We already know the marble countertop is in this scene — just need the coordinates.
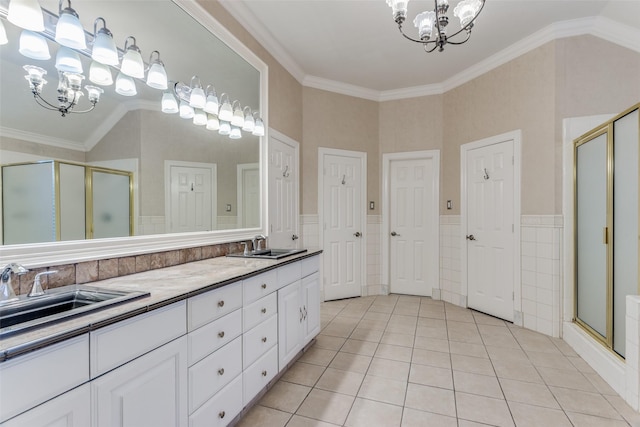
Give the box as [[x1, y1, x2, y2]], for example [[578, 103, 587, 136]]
[[0, 249, 321, 362]]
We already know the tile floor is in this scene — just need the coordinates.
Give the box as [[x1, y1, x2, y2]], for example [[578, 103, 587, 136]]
[[236, 295, 640, 427]]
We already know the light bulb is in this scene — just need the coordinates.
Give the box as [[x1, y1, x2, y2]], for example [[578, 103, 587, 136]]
[[218, 120, 231, 136], [229, 126, 242, 139], [146, 51, 168, 90], [19, 30, 50, 60], [115, 72, 137, 96], [89, 61, 113, 86], [193, 109, 207, 126], [121, 36, 144, 78], [189, 76, 206, 109], [204, 86, 219, 115], [55, 1, 86, 49], [92, 18, 118, 66], [55, 46, 83, 73], [162, 91, 178, 114], [206, 114, 220, 131], [8, 0, 44, 31], [179, 100, 194, 119], [253, 117, 265, 137], [218, 94, 233, 122], [85, 85, 103, 103]]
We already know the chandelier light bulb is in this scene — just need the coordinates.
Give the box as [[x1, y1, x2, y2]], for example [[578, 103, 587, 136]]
[[121, 36, 145, 78], [179, 100, 195, 119], [162, 91, 179, 114], [55, 0, 87, 50], [115, 72, 137, 96], [19, 30, 51, 60], [85, 85, 103, 104], [89, 61, 113, 86], [218, 120, 231, 136], [64, 72, 84, 91], [386, 0, 408, 22], [8, 0, 45, 31], [146, 51, 168, 90], [413, 11, 436, 40], [23, 64, 47, 91], [55, 46, 83, 73], [206, 114, 220, 131], [454, 0, 482, 27], [92, 18, 119, 66]]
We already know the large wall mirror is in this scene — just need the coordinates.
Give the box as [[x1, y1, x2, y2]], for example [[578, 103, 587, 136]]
[[0, 0, 268, 265]]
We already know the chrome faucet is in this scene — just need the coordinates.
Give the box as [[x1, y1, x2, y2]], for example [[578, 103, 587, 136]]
[[28, 270, 58, 297], [0, 263, 29, 303], [252, 235, 267, 252]]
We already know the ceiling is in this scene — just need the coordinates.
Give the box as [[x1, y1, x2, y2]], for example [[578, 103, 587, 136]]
[[220, 0, 640, 100]]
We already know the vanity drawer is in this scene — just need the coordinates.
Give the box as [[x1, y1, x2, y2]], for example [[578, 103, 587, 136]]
[[301, 255, 320, 278], [243, 345, 278, 406], [90, 301, 186, 378], [243, 292, 277, 332], [188, 281, 242, 331], [277, 260, 302, 288], [243, 313, 277, 367], [189, 336, 242, 414], [243, 269, 278, 305], [188, 309, 242, 366], [189, 374, 243, 427], [0, 334, 89, 423]]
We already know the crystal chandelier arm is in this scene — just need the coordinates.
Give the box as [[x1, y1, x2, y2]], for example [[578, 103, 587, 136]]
[[32, 93, 64, 111], [444, 30, 471, 45], [397, 22, 437, 45]]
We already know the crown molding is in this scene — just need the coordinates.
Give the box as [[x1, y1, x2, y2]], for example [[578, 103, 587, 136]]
[[0, 126, 85, 152], [218, 0, 306, 83], [216, 3, 640, 102]]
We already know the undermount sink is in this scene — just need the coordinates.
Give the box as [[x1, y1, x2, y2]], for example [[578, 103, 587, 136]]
[[0, 285, 149, 339], [227, 248, 307, 260]]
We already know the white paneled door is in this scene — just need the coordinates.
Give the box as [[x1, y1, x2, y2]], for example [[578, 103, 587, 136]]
[[237, 163, 260, 229], [319, 149, 366, 301], [268, 131, 299, 249], [465, 139, 516, 321], [165, 162, 216, 234], [388, 155, 439, 296]]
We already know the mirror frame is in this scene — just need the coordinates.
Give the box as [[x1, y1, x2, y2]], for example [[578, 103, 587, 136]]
[[0, 0, 269, 267]]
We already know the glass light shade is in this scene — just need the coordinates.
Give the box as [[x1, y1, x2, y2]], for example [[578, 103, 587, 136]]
[[386, 0, 408, 21], [218, 120, 231, 136], [19, 30, 50, 60], [229, 126, 242, 140], [454, 0, 482, 27], [204, 94, 219, 115], [218, 98, 233, 122], [115, 72, 137, 96], [147, 62, 168, 90], [85, 85, 103, 103], [242, 112, 255, 132], [55, 7, 86, 49], [89, 61, 113, 86], [206, 114, 220, 131], [231, 103, 244, 127], [92, 29, 118, 66], [253, 117, 265, 137], [162, 92, 179, 114], [189, 86, 206, 109], [414, 11, 436, 40], [121, 38, 145, 78], [179, 100, 194, 119], [0, 20, 9, 45], [193, 109, 207, 126], [23, 64, 47, 88], [8, 0, 44, 31], [55, 46, 83, 73], [64, 72, 84, 90]]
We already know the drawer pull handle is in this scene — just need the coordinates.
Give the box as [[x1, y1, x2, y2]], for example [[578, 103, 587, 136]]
[[218, 368, 225, 375], [261, 308, 267, 314], [218, 331, 225, 338], [262, 370, 267, 376], [218, 300, 225, 307], [261, 283, 267, 289], [262, 337, 267, 343], [219, 411, 226, 419]]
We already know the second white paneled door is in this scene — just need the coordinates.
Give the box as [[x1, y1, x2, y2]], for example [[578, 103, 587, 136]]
[[463, 133, 520, 322], [319, 148, 366, 301], [386, 154, 439, 296]]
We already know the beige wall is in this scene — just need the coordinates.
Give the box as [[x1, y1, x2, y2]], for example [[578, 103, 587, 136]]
[[0, 136, 86, 163], [301, 87, 380, 215]]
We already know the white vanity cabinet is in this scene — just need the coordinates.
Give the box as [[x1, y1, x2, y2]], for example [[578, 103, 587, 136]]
[[278, 257, 320, 369]]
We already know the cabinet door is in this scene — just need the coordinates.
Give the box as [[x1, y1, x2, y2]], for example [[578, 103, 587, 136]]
[[278, 281, 302, 369], [1, 384, 90, 427], [92, 336, 188, 427], [301, 272, 321, 344]]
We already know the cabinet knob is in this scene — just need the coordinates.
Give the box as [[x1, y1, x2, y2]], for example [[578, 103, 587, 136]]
[[218, 368, 225, 375], [218, 331, 225, 338], [219, 411, 226, 419], [261, 307, 267, 314], [262, 370, 267, 377], [262, 336, 267, 343], [218, 300, 225, 307], [261, 283, 267, 289]]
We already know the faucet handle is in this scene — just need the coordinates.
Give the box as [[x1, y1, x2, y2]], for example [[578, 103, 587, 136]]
[[28, 270, 57, 298]]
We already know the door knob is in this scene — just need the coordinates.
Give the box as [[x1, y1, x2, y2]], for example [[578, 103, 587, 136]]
[[292, 234, 299, 240], [466, 234, 476, 241], [354, 232, 362, 237], [391, 231, 399, 236]]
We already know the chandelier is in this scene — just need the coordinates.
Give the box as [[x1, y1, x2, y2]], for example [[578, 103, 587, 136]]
[[386, 0, 485, 52]]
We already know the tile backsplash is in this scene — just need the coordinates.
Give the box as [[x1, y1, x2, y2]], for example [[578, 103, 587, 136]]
[[12, 241, 245, 296]]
